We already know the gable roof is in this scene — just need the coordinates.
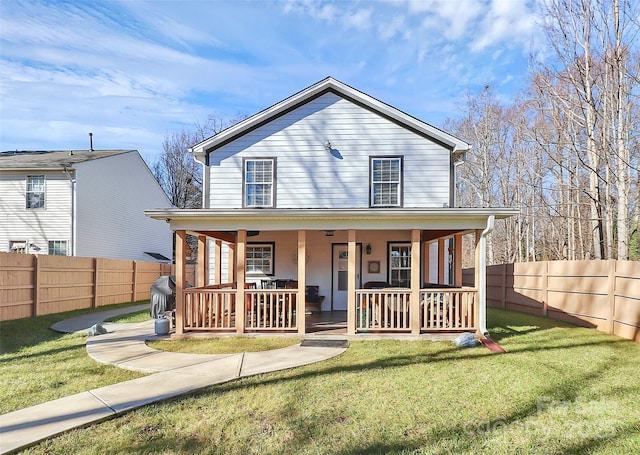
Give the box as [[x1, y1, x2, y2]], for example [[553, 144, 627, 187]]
[[190, 77, 471, 162], [0, 150, 134, 170]]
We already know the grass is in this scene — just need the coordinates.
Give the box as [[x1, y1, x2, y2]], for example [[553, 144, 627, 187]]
[[7, 308, 639, 454], [0, 303, 149, 414]]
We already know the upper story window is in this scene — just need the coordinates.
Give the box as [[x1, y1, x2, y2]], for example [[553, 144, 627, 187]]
[[48, 240, 68, 256], [371, 157, 402, 207], [244, 159, 275, 207], [26, 175, 45, 209]]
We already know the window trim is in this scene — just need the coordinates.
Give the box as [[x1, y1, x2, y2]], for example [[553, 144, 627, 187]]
[[48, 240, 68, 256], [246, 242, 275, 276], [387, 242, 412, 287], [242, 158, 276, 208], [26, 175, 46, 209], [10, 240, 27, 254], [369, 156, 403, 208]]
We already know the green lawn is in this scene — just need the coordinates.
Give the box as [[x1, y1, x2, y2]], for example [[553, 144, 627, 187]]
[[6, 307, 639, 454], [0, 303, 149, 414]]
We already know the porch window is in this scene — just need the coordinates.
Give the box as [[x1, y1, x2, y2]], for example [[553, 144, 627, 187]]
[[244, 159, 275, 207], [389, 243, 411, 287], [246, 243, 274, 275], [48, 240, 68, 256], [26, 175, 45, 209], [371, 157, 402, 207]]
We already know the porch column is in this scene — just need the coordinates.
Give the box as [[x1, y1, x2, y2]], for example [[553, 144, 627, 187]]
[[235, 230, 246, 334], [228, 243, 236, 284], [297, 230, 307, 334], [410, 229, 421, 334], [175, 230, 187, 335], [347, 229, 357, 335], [423, 241, 430, 286], [214, 239, 222, 285], [197, 235, 207, 287], [454, 234, 463, 287]]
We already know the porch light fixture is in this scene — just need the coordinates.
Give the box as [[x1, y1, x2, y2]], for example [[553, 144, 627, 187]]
[[324, 230, 334, 237], [366, 244, 372, 255], [324, 140, 332, 151]]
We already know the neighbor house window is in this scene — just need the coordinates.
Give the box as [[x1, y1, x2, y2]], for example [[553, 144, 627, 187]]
[[26, 175, 45, 209], [48, 240, 68, 256], [10, 240, 27, 254], [244, 159, 275, 207], [389, 243, 411, 287], [371, 157, 402, 207], [246, 243, 274, 275]]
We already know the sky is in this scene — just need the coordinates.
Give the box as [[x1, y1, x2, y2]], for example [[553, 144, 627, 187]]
[[0, 0, 541, 163]]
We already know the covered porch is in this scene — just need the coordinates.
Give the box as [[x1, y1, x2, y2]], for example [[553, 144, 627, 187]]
[[146, 208, 517, 337]]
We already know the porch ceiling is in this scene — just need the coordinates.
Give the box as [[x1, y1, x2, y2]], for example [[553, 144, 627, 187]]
[[145, 207, 518, 233]]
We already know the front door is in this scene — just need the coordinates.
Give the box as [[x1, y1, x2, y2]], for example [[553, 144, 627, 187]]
[[331, 244, 361, 310]]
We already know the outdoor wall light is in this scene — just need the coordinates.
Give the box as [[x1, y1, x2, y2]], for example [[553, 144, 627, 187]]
[[366, 244, 372, 255], [324, 140, 332, 151], [324, 230, 335, 237]]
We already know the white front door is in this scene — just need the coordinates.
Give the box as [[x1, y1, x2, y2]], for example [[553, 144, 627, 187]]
[[331, 244, 361, 310]]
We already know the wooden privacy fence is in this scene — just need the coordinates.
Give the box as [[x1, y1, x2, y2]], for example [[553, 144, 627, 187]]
[[0, 252, 195, 321], [463, 260, 640, 342]]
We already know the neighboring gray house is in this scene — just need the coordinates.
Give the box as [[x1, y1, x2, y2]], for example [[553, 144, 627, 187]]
[[146, 77, 517, 336], [0, 149, 173, 262]]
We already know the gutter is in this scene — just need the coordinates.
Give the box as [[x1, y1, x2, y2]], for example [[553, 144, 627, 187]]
[[62, 165, 76, 256], [477, 215, 494, 336]]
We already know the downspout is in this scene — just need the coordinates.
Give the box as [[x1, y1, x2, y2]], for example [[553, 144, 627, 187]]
[[478, 215, 494, 336], [62, 165, 76, 256]]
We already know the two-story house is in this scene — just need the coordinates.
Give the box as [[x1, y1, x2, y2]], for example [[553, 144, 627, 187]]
[[146, 77, 516, 337], [0, 150, 173, 262]]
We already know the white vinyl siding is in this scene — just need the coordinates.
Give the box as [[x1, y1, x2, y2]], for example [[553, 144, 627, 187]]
[[0, 171, 71, 254], [207, 93, 451, 209], [75, 152, 173, 261]]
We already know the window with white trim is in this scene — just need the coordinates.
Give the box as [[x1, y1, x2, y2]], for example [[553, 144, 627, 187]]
[[10, 240, 27, 254], [371, 157, 402, 207], [246, 243, 274, 275], [26, 175, 45, 209], [48, 240, 68, 256], [244, 159, 275, 207], [389, 243, 411, 287]]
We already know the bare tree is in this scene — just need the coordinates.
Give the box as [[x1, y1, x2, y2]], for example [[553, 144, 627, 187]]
[[152, 113, 245, 209]]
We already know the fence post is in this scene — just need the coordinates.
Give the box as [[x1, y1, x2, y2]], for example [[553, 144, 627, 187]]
[[93, 258, 99, 308], [33, 254, 40, 317], [608, 260, 616, 335], [501, 264, 506, 309], [132, 260, 138, 303], [542, 261, 548, 317]]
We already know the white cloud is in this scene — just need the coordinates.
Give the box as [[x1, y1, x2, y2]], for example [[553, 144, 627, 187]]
[[343, 8, 373, 30], [470, 0, 536, 51], [0, 0, 538, 156], [378, 15, 408, 41]]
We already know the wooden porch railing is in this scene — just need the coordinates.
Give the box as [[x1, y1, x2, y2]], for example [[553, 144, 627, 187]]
[[182, 287, 298, 332], [420, 288, 477, 331], [355, 287, 477, 332], [184, 288, 236, 330], [356, 289, 412, 331], [183, 287, 476, 333]]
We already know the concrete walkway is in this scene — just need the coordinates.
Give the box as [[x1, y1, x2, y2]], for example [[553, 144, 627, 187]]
[[0, 306, 348, 454]]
